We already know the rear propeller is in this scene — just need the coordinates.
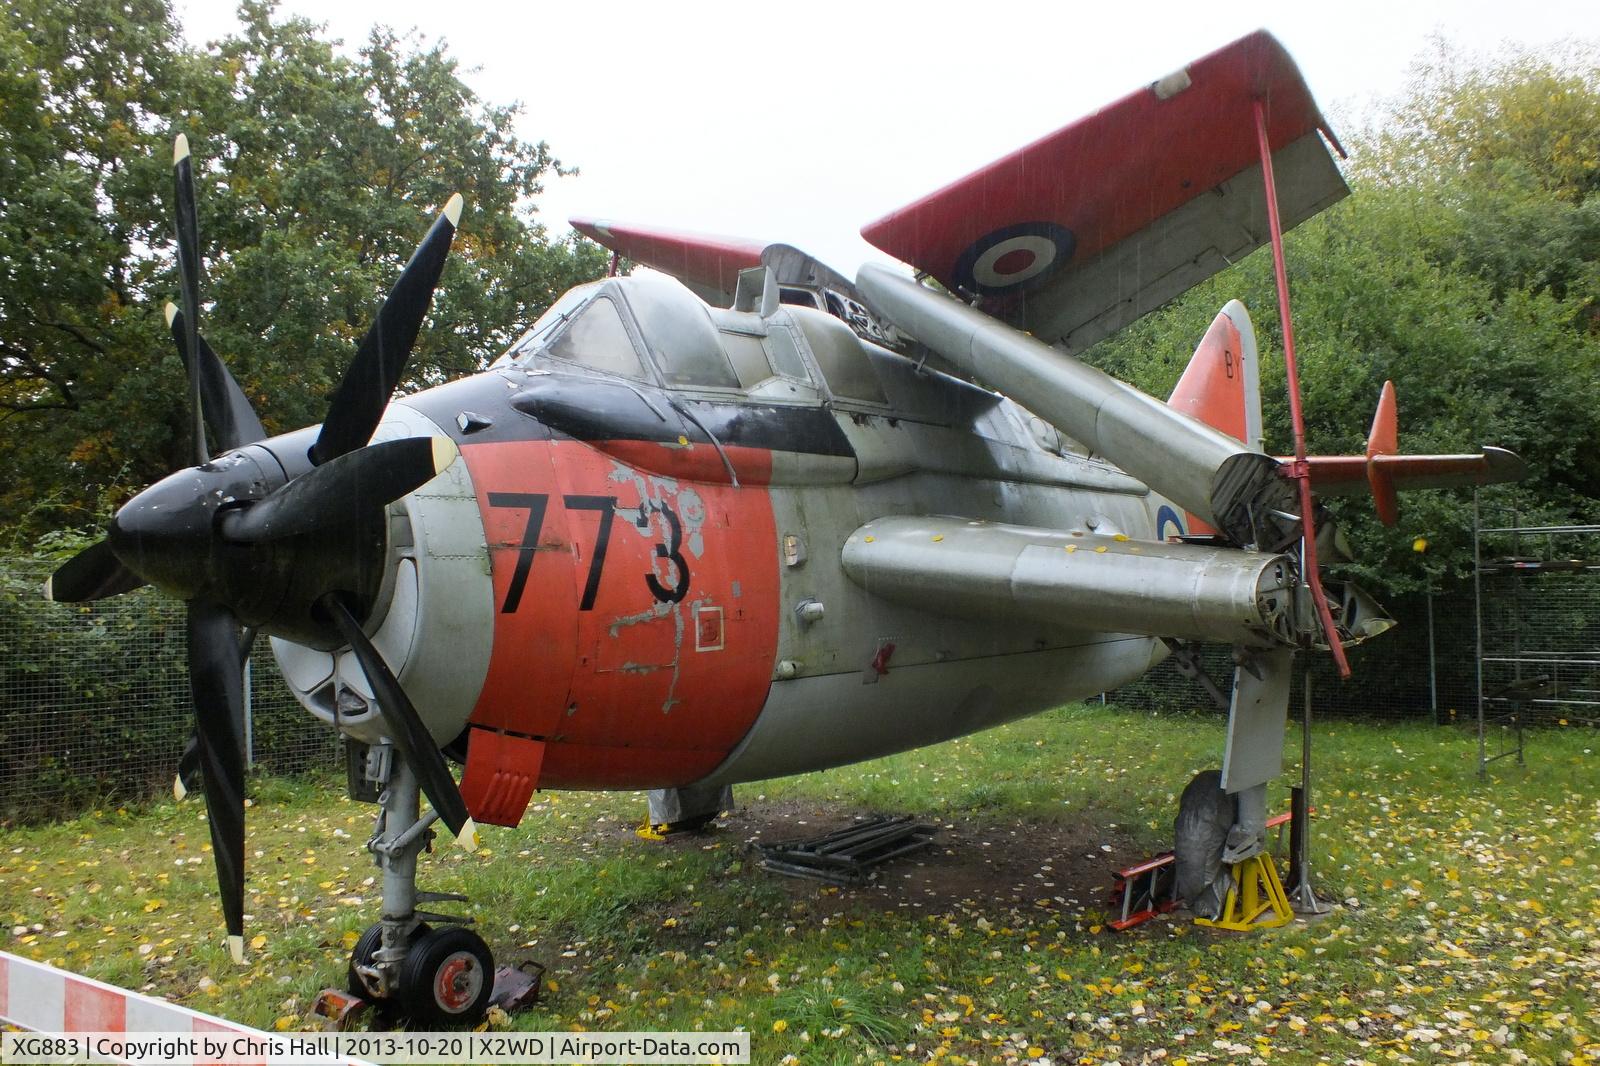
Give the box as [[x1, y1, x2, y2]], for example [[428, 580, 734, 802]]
[[45, 134, 474, 960]]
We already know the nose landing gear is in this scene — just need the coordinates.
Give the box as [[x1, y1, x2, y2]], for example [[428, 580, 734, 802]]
[[342, 753, 496, 1025]]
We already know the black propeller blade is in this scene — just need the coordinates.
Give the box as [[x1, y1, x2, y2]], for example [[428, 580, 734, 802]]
[[44, 539, 146, 602], [311, 194, 464, 465], [43, 132, 471, 960], [221, 436, 457, 543], [173, 134, 209, 467], [165, 304, 266, 453], [186, 599, 249, 963], [323, 595, 477, 850], [175, 628, 254, 802], [174, 731, 202, 801]]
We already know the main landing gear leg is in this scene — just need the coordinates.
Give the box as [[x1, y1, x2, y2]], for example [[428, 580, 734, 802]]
[[646, 783, 733, 834], [1222, 783, 1268, 864], [348, 752, 494, 1025]]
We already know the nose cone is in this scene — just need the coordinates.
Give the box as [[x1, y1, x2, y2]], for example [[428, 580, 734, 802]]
[[109, 454, 267, 598]]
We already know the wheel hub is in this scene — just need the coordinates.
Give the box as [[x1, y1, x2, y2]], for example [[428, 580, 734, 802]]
[[434, 951, 482, 1012]]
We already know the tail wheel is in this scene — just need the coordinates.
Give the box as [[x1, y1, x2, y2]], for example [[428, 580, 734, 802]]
[[401, 926, 494, 1025], [1174, 769, 1236, 921]]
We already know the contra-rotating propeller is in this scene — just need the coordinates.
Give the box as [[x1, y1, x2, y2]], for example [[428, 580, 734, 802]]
[[45, 133, 474, 961]]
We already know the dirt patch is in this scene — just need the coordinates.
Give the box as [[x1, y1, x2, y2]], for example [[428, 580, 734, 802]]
[[662, 798, 1147, 919]]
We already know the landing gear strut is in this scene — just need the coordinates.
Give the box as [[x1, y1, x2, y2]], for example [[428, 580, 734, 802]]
[[346, 751, 494, 1025]]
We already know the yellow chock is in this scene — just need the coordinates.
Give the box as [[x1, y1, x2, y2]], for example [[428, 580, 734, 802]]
[[1194, 853, 1293, 932], [635, 819, 668, 842]]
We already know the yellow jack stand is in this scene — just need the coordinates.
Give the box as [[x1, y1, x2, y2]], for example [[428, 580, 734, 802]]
[[1194, 853, 1294, 931]]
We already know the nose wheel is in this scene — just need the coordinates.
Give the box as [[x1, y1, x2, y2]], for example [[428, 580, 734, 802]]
[[400, 926, 495, 1024]]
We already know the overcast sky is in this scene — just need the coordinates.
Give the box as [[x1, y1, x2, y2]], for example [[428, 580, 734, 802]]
[[172, 0, 1598, 275]]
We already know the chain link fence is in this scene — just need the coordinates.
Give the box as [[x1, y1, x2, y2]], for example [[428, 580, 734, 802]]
[[1, 557, 339, 825]]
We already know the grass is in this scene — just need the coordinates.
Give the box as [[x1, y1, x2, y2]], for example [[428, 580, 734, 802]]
[[2, 704, 1597, 1065]]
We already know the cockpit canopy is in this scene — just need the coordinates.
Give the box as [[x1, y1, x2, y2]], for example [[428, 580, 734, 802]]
[[496, 271, 890, 406]]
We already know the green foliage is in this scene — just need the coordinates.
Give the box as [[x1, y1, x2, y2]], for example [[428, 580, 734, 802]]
[[0, 0, 607, 535], [0, 529, 337, 822]]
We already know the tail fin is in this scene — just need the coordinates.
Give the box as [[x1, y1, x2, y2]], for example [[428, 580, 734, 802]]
[[1168, 300, 1263, 452]]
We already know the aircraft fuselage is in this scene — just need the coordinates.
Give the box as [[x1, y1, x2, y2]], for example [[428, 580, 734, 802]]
[[267, 272, 1175, 826]]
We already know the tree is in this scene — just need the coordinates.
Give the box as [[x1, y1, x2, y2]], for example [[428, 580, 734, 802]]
[[0, 0, 607, 537]]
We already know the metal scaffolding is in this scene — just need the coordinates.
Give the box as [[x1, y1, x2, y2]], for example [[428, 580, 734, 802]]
[[1473, 498, 1600, 778]]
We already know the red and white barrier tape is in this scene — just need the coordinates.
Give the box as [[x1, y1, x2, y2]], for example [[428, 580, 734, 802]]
[[0, 950, 374, 1065]]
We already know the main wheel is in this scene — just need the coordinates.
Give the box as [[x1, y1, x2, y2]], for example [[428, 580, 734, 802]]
[[400, 926, 494, 1025], [1174, 769, 1236, 921]]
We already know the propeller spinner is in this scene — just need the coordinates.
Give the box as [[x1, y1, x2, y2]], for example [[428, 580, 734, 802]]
[[44, 135, 473, 961]]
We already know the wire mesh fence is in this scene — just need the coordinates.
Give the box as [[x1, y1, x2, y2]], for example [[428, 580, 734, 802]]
[[1, 556, 339, 825]]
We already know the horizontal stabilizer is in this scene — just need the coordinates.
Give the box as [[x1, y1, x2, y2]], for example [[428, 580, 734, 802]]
[[1301, 450, 1527, 496], [1286, 381, 1528, 525]]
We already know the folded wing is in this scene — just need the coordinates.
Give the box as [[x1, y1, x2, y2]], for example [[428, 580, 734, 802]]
[[860, 30, 1347, 352], [569, 217, 764, 305]]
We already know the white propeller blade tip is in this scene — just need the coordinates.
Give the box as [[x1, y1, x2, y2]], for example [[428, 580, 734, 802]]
[[41, 577, 53, 603], [174, 134, 190, 164], [456, 817, 480, 852], [173, 775, 188, 802], [164, 302, 179, 327], [227, 934, 245, 964], [431, 436, 459, 475], [443, 193, 464, 226]]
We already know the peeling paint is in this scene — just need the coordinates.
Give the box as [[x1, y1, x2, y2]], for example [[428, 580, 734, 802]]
[[606, 599, 675, 637]]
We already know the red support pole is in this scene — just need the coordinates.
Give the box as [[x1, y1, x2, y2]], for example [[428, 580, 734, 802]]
[[1253, 98, 1350, 679]]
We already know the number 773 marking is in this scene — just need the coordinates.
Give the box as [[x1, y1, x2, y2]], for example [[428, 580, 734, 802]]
[[485, 492, 689, 614]]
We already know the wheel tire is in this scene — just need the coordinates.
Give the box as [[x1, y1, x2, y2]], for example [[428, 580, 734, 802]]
[[1174, 769, 1236, 920], [400, 926, 494, 1026], [346, 923, 384, 998], [347, 921, 430, 1000]]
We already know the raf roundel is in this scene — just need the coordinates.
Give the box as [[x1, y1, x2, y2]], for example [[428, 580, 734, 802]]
[[952, 221, 1076, 296]]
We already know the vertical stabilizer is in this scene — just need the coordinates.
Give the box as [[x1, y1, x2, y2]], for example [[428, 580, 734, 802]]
[[1168, 300, 1263, 452], [1165, 302, 1264, 536]]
